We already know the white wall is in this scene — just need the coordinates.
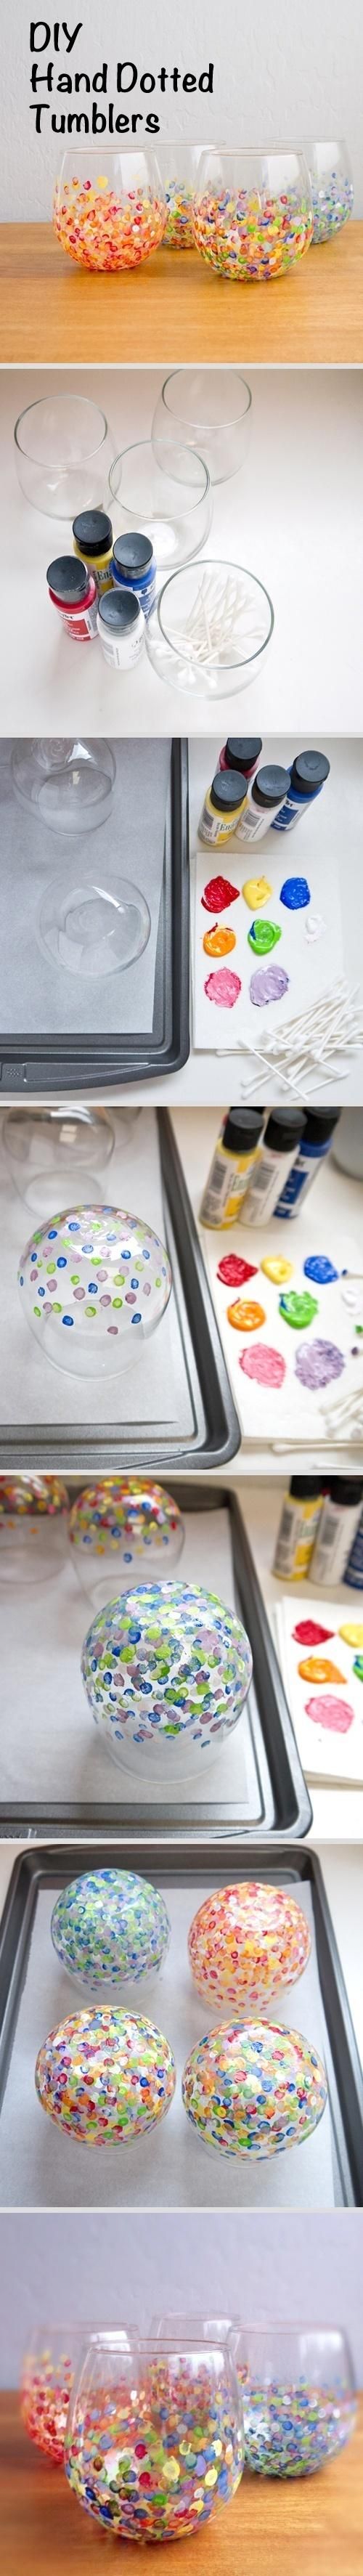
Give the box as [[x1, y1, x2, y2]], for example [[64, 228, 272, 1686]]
[[1, 2211, 363, 2383], [3, 0, 363, 219]]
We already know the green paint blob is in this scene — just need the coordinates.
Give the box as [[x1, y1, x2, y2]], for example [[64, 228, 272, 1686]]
[[248, 919, 282, 955]]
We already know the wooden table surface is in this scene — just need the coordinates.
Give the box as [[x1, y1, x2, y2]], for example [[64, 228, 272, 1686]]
[[0, 225, 362, 365], [1, 2393, 362, 2576]]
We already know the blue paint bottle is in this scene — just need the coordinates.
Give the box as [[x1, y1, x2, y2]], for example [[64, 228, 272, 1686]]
[[112, 532, 156, 618], [274, 1109, 340, 1217], [272, 749, 330, 831]]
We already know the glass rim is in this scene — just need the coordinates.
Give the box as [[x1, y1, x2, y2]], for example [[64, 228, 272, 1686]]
[[109, 438, 211, 511], [301, 133, 350, 150], [230, 2320, 352, 2342], [54, 143, 164, 164], [198, 141, 311, 163], [14, 392, 110, 467], [156, 556, 274, 671], [159, 370, 253, 429], [85, 2330, 234, 2355]]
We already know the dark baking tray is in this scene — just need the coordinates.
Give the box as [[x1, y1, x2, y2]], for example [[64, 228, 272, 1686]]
[[0, 1110, 240, 1473], [0, 739, 189, 1089], [0, 1839, 361, 2207], [0, 1483, 311, 1841]]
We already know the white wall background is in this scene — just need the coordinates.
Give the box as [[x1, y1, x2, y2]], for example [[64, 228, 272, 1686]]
[[1, 2211, 362, 2383], [2, 0, 363, 220]]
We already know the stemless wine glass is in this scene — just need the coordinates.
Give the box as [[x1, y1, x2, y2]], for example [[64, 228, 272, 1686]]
[[155, 142, 206, 248], [146, 558, 274, 699], [36, 869, 151, 980], [302, 139, 354, 243], [0, 1475, 68, 1585], [81, 1580, 253, 1781], [10, 739, 116, 833], [65, 2332, 244, 2540], [109, 440, 212, 572], [17, 1204, 172, 1381], [53, 147, 167, 270], [14, 394, 113, 519], [68, 1477, 185, 1609], [152, 368, 252, 485], [4, 1107, 115, 1218], [230, 2325, 357, 2475], [20, 2325, 90, 2463], [192, 146, 313, 280]]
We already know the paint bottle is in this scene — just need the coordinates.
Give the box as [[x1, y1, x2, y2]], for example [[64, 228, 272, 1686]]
[[273, 1478, 325, 1580], [310, 1480, 363, 1586], [344, 1510, 363, 1590], [73, 511, 114, 593], [219, 736, 262, 781], [112, 533, 157, 619], [46, 557, 99, 641], [272, 750, 330, 832], [236, 765, 291, 844], [197, 770, 248, 846], [241, 1109, 307, 1226], [274, 1109, 341, 1217], [199, 1108, 265, 1228], [97, 590, 145, 670]]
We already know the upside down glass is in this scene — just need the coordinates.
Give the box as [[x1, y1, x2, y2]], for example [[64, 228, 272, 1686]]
[[53, 148, 167, 270], [65, 2333, 244, 2540], [192, 147, 313, 280], [230, 2325, 357, 2476], [10, 739, 116, 832], [3, 1107, 115, 1218]]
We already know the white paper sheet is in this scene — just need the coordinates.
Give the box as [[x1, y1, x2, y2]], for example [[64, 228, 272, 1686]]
[[203, 1202, 363, 1444], [193, 839, 342, 1052], [274, 1594, 363, 1787]]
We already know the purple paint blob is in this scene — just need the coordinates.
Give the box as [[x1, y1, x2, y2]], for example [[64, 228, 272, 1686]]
[[249, 965, 290, 1008], [239, 1344, 285, 1387], [295, 1338, 345, 1390], [305, 1694, 354, 1736], [205, 967, 241, 1008], [303, 1255, 338, 1285], [280, 877, 311, 910]]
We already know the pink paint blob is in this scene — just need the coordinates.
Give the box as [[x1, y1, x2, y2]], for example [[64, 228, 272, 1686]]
[[201, 875, 240, 914], [293, 1620, 335, 1647], [217, 1254, 258, 1287], [205, 967, 242, 1008], [239, 1344, 286, 1387], [295, 1339, 345, 1390], [250, 965, 290, 1007], [305, 1693, 354, 1736]]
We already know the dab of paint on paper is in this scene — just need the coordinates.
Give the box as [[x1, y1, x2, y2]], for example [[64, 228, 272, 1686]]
[[201, 875, 239, 914], [305, 1693, 354, 1736], [204, 967, 242, 1007], [239, 1344, 286, 1387]]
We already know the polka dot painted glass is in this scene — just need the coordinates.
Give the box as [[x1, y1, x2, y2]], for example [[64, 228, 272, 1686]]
[[303, 138, 354, 243], [51, 1869, 171, 1992], [187, 1882, 311, 2013], [69, 1478, 184, 1609], [231, 2326, 356, 2477], [17, 1204, 172, 1379], [35, 2007, 176, 2145], [81, 1579, 253, 1781], [65, 2333, 244, 2541], [0, 1474, 68, 1585], [20, 2325, 91, 2464], [53, 150, 167, 272], [192, 147, 313, 281], [182, 2021, 327, 2158]]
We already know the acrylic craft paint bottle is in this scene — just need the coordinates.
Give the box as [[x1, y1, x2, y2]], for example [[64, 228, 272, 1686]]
[[241, 1110, 307, 1226], [112, 533, 157, 619], [274, 1109, 340, 1216], [197, 769, 248, 845], [73, 511, 114, 593], [199, 1108, 265, 1227], [236, 765, 290, 844], [310, 1480, 363, 1585], [219, 736, 262, 782], [46, 557, 99, 640], [345, 1511, 363, 1589], [97, 590, 145, 670], [272, 749, 330, 832], [273, 1477, 325, 1579]]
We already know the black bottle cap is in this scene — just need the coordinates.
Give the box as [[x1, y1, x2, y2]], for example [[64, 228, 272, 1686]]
[[46, 556, 91, 604], [222, 1108, 265, 1152], [224, 737, 263, 771], [73, 511, 113, 558], [208, 770, 248, 813], [327, 1479, 363, 1506], [251, 764, 290, 808], [291, 751, 330, 794], [113, 532, 154, 574], [290, 1477, 325, 1499], [98, 589, 141, 632], [303, 1110, 340, 1144], [264, 1110, 307, 1152]]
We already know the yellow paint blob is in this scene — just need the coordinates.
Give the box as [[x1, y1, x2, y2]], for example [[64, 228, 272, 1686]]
[[261, 1256, 294, 1285], [338, 1621, 363, 1649], [242, 877, 272, 910]]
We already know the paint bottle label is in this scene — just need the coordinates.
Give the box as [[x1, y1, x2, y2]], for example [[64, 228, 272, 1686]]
[[198, 797, 245, 845], [273, 1493, 325, 1578], [275, 1138, 334, 1216], [345, 1513, 363, 1589], [200, 1142, 259, 1227], [242, 1143, 299, 1226], [236, 798, 283, 843], [310, 1497, 363, 1586]]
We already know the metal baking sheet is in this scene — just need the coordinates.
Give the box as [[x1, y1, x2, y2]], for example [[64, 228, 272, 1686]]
[[0, 1484, 311, 1840], [0, 1110, 240, 1471], [0, 1842, 361, 2209], [0, 739, 189, 1086]]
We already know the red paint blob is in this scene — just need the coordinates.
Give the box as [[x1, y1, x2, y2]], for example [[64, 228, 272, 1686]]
[[239, 1344, 286, 1387], [217, 1254, 258, 1287], [202, 876, 240, 914], [305, 1694, 354, 1736], [293, 1620, 335, 1647], [205, 967, 242, 1008]]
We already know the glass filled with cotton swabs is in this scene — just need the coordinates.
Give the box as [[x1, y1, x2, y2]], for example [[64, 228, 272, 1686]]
[[146, 559, 274, 696]]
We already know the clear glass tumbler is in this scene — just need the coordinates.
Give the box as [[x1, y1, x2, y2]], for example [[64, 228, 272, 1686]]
[[53, 148, 167, 270], [14, 393, 113, 519], [109, 439, 212, 572], [0, 1474, 68, 1585], [10, 738, 116, 833], [4, 1107, 114, 1218], [152, 367, 252, 485], [68, 1477, 184, 1609], [65, 2331, 243, 2539], [192, 147, 313, 280], [155, 142, 206, 248], [146, 558, 274, 699], [231, 2325, 357, 2475], [302, 139, 354, 243]]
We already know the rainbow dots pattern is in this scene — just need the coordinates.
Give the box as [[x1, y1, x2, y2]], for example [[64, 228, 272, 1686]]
[[17, 1204, 171, 1368], [51, 1869, 171, 1991], [65, 2351, 243, 2540], [187, 1882, 311, 2013], [182, 2020, 327, 2158], [81, 1580, 253, 1769], [35, 2006, 176, 2145], [243, 2380, 356, 2475], [69, 1478, 184, 1575], [53, 174, 166, 270], [192, 185, 313, 280]]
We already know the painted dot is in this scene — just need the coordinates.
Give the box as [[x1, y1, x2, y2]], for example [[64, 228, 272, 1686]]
[[62, 1315, 74, 1328], [280, 877, 311, 909], [303, 1256, 338, 1285]]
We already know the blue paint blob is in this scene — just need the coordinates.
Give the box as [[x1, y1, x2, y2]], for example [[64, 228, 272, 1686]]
[[280, 877, 311, 910], [303, 1254, 339, 1285]]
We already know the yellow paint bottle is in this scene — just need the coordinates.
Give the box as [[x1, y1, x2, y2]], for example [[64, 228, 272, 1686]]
[[198, 769, 248, 845], [200, 1108, 265, 1227], [73, 511, 114, 593]]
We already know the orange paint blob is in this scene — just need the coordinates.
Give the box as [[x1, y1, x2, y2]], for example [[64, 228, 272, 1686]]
[[298, 1655, 346, 1685], [227, 1299, 266, 1333], [203, 922, 237, 958]]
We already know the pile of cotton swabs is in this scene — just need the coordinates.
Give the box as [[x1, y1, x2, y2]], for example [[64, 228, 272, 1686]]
[[168, 569, 266, 667], [238, 981, 363, 1098]]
